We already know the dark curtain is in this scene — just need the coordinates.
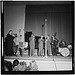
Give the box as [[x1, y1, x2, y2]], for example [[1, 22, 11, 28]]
[[25, 4, 73, 44]]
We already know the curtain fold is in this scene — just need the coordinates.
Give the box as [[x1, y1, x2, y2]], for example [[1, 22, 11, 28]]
[[25, 4, 72, 44]]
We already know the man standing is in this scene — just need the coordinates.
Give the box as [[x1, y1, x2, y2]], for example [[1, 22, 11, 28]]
[[29, 33, 35, 56], [13, 33, 19, 56], [51, 32, 58, 56], [46, 35, 52, 56], [5, 30, 15, 56], [38, 36, 44, 56]]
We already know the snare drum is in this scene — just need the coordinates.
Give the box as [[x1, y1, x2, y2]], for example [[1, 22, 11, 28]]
[[59, 47, 70, 57]]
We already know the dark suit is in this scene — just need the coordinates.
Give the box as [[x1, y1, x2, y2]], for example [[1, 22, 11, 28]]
[[51, 36, 58, 56], [5, 34, 14, 56], [59, 41, 66, 48]]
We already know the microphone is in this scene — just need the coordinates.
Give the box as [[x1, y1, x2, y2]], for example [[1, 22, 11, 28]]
[[42, 24, 44, 27]]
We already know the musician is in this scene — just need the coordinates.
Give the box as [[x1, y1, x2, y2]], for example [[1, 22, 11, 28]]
[[38, 35, 44, 56], [46, 35, 52, 56], [18, 29, 24, 56], [13, 33, 19, 56], [4, 30, 15, 56], [29, 33, 35, 56], [19, 35, 23, 56], [51, 32, 58, 56], [59, 39, 66, 48]]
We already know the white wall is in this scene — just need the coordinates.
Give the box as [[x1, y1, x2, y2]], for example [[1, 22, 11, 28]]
[[4, 3, 26, 42]]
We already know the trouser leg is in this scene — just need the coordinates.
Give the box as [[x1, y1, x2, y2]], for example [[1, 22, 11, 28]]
[[53, 47, 57, 55], [51, 45, 55, 55], [32, 47, 34, 56], [39, 49, 40, 56], [15, 45, 18, 55], [19, 48, 22, 56], [16, 45, 18, 53], [37, 49, 39, 56], [28, 48, 30, 56], [50, 46, 52, 55], [30, 48, 33, 56]]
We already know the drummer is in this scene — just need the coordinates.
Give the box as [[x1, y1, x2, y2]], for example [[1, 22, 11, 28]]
[[59, 39, 71, 57], [59, 39, 66, 48]]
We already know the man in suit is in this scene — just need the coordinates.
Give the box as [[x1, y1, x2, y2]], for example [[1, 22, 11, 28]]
[[38, 36, 44, 56], [29, 33, 35, 56], [51, 32, 58, 56], [5, 30, 15, 56], [46, 35, 52, 56], [13, 33, 19, 56]]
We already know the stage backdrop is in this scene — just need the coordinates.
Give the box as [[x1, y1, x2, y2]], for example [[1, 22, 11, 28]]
[[25, 4, 73, 44], [4, 2, 26, 41]]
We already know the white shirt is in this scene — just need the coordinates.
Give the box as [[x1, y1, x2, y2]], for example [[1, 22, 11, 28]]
[[14, 37, 19, 45]]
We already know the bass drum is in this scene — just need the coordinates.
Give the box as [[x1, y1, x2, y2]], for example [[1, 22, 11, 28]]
[[60, 48, 70, 57]]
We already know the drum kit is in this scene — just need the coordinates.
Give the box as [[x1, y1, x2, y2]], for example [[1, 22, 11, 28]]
[[58, 44, 72, 57]]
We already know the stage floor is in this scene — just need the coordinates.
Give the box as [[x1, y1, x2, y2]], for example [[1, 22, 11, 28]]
[[4, 56, 72, 71]]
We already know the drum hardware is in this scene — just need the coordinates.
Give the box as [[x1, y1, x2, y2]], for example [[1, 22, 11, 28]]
[[67, 44, 72, 56], [67, 44, 72, 50], [59, 47, 70, 57]]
